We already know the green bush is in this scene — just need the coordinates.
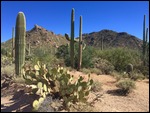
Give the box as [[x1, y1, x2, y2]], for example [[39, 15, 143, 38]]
[[32, 47, 58, 68], [56, 43, 95, 69], [94, 48, 142, 72], [116, 79, 136, 95], [90, 68, 102, 75], [1, 64, 15, 76], [135, 65, 149, 77], [81, 68, 91, 74], [129, 72, 145, 81], [56, 45, 69, 58], [93, 58, 114, 74], [111, 71, 123, 81], [1, 48, 7, 55]]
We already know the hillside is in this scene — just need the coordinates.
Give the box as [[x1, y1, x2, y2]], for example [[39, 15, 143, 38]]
[[82, 29, 143, 50], [1, 24, 69, 53], [1, 27, 143, 53]]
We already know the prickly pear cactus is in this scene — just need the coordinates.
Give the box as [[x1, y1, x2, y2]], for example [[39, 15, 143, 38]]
[[15, 12, 26, 77], [23, 61, 93, 110]]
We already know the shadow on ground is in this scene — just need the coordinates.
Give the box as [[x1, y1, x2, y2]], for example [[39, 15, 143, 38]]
[[106, 89, 128, 96], [1, 86, 38, 112]]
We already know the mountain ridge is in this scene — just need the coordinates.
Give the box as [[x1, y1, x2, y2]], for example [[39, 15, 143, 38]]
[[1, 25, 143, 51]]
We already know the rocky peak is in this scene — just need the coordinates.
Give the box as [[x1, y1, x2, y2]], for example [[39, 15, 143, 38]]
[[28, 24, 47, 33]]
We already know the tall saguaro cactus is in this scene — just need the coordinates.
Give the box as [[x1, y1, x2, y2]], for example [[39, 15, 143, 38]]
[[15, 12, 26, 76], [12, 27, 15, 58], [78, 16, 82, 71], [70, 8, 75, 68], [143, 15, 146, 60], [142, 15, 149, 66]]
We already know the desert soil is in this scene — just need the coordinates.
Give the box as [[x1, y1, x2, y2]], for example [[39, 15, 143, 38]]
[[1, 71, 149, 112]]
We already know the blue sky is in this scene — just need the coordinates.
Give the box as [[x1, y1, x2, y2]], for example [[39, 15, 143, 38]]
[[1, 1, 149, 42]]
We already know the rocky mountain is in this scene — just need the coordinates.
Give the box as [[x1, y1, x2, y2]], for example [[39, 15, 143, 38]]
[[81, 29, 143, 50], [1, 26, 143, 53], [1, 24, 69, 53]]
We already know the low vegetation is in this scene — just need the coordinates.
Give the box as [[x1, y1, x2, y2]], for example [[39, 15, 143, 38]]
[[116, 79, 136, 95]]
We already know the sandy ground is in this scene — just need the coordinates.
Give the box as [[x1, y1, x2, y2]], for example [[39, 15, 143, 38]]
[[1, 71, 149, 112]]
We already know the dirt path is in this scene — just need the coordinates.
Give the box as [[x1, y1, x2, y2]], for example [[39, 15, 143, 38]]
[[69, 71, 149, 112], [1, 71, 149, 112]]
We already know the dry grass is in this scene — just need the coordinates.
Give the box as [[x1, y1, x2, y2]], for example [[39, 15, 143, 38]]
[[81, 68, 91, 74], [91, 81, 103, 92], [69, 102, 97, 112], [1, 64, 15, 77], [12, 77, 25, 84]]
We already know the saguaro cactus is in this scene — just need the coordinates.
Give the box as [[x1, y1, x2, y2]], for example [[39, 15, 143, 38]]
[[12, 27, 15, 58], [70, 8, 75, 68], [15, 12, 26, 76], [126, 63, 133, 77], [143, 15, 146, 60], [78, 16, 82, 71], [146, 28, 149, 54], [28, 42, 30, 55], [142, 15, 149, 66]]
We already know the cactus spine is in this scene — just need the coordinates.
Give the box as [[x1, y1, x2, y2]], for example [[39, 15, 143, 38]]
[[12, 27, 15, 58], [78, 16, 82, 71], [15, 12, 26, 76], [70, 8, 75, 68]]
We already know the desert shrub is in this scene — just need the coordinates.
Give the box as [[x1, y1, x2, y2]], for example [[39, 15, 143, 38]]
[[116, 79, 136, 95], [90, 68, 102, 75], [81, 68, 102, 75], [56, 43, 95, 69], [81, 68, 91, 74], [12, 76, 25, 84], [93, 58, 114, 74], [94, 48, 142, 72], [81, 45, 95, 68], [25, 54, 33, 61], [111, 71, 123, 81], [135, 65, 149, 78], [1, 64, 15, 76], [91, 81, 102, 92], [69, 102, 96, 112], [1, 48, 7, 55], [56, 45, 69, 58], [129, 71, 145, 81], [1, 56, 13, 66], [32, 47, 58, 68]]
